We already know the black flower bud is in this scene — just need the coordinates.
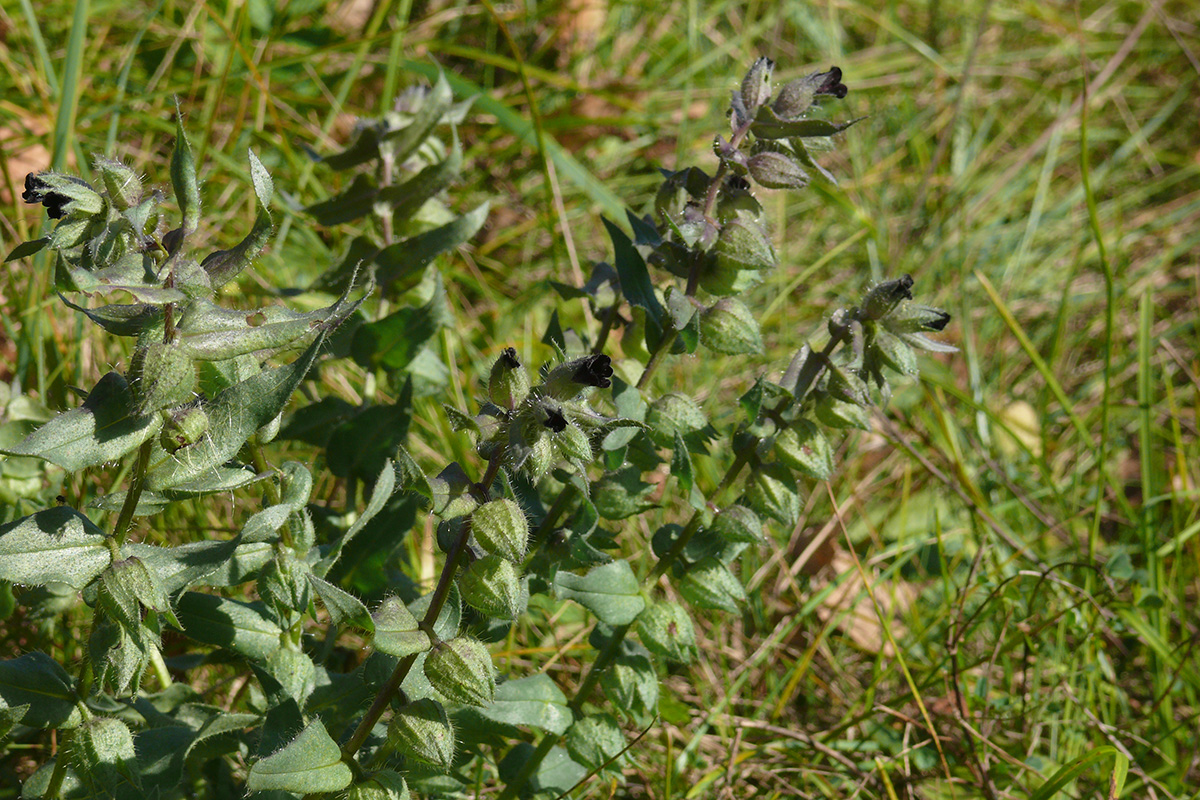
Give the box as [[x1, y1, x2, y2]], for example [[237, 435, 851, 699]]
[[23, 172, 104, 220], [540, 354, 613, 400], [772, 66, 848, 120]]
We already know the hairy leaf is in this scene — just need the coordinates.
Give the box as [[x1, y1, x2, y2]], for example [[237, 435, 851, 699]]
[[3, 372, 161, 471], [247, 719, 352, 793], [0, 506, 111, 589], [554, 560, 645, 625], [174, 592, 282, 660], [478, 674, 573, 736]]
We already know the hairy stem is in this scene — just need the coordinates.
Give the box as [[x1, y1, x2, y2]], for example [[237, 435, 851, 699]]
[[112, 439, 153, 547], [340, 451, 505, 763]]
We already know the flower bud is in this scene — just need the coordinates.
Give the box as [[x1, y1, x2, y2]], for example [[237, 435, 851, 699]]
[[739, 57, 775, 115], [388, 698, 455, 770], [128, 342, 196, 416], [711, 504, 763, 544], [423, 636, 496, 707], [700, 297, 763, 355], [747, 151, 809, 190], [23, 172, 104, 220], [459, 554, 525, 620], [470, 499, 529, 563], [94, 157, 144, 211], [540, 354, 613, 401], [636, 601, 697, 663], [488, 347, 530, 410], [159, 404, 210, 452]]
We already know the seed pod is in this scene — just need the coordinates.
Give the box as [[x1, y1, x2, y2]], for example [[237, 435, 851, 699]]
[[637, 601, 697, 663], [344, 770, 410, 800], [700, 297, 763, 355], [772, 66, 848, 119], [858, 274, 914, 321], [423, 636, 496, 707], [774, 420, 835, 480], [459, 554, 525, 620], [554, 422, 594, 463], [711, 504, 763, 544], [471, 499, 529, 563], [23, 172, 105, 220], [747, 151, 809, 190], [388, 698, 455, 770], [646, 393, 707, 449]]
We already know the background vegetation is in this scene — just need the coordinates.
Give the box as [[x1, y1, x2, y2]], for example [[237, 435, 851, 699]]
[[1, 0, 1197, 797]]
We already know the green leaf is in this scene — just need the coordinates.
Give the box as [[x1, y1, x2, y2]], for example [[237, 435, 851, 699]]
[[133, 725, 194, 796], [200, 150, 274, 288], [592, 465, 656, 521], [5, 237, 48, 262], [175, 287, 360, 362], [372, 202, 490, 294], [554, 560, 645, 625], [604, 216, 665, 325], [352, 274, 447, 370], [774, 420, 834, 481], [246, 719, 353, 793], [0, 703, 30, 741], [498, 744, 588, 798], [0, 651, 81, 729], [379, 135, 463, 222], [751, 106, 864, 139], [636, 601, 698, 663], [382, 72, 454, 163], [174, 592, 282, 660], [3, 372, 161, 471], [1030, 747, 1123, 800], [171, 111, 200, 239], [565, 713, 626, 772], [372, 595, 431, 658], [478, 674, 573, 735], [145, 334, 326, 491], [305, 173, 378, 226], [123, 536, 243, 595], [316, 457, 397, 576], [58, 295, 162, 337], [0, 506, 110, 589], [308, 574, 373, 630]]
